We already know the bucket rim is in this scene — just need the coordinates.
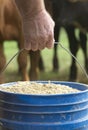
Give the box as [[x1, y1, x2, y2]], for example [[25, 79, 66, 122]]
[[0, 81, 88, 96]]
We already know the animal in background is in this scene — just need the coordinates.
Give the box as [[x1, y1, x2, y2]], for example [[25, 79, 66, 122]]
[[45, 0, 88, 81], [0, 0, 41, 83]]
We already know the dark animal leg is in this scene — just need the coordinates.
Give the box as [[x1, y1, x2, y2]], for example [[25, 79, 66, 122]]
[[65, 25, 79, 81], [29, 50, 40, 80], [0, 43, 6, 83], [53, 25, 60, 71], [38, 53, 45, 71], [79, 32, 88, 72]]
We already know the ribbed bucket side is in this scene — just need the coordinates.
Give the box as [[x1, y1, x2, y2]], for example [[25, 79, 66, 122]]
[[0, 81, 88, 130]]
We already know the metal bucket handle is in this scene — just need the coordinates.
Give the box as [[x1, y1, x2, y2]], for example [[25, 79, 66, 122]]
[[55, 42, 88, 79], [1, 42, 88, 79]]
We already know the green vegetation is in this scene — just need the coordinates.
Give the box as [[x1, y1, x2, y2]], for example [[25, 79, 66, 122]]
[[3, 28, 88, 84]]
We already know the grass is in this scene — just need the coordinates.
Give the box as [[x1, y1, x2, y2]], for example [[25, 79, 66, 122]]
[[3, 28, 88, 84]]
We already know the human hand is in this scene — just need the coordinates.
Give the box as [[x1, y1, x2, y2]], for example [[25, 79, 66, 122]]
[[23, 10, 55, 51]]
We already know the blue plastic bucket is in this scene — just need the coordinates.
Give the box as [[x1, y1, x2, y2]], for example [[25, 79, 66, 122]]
[[0, 81, 88, 130]]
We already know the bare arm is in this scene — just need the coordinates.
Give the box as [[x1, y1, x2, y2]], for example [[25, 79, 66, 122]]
[[26, 0, 45, 16], [15, 0, 45, 17]]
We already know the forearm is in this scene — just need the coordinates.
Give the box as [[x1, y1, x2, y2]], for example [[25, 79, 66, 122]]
[[15, 0, 45, 18], [28, 0, 45, 16]]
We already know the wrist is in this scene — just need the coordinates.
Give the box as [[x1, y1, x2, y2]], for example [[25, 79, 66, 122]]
[[27, 0, 45, 17], [15, 0, 45, 19]]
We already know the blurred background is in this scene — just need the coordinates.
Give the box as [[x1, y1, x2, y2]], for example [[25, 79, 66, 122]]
[[4, 28, 88, 84], [1, 0, 88, 84]]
